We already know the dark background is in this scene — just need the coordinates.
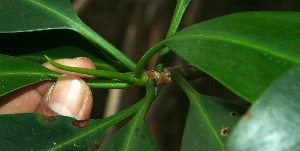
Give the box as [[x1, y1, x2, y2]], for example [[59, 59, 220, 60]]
[[70, 1, 299, 150]]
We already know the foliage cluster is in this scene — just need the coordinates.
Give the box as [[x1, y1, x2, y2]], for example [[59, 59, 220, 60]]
[[1, 0, 300, 150]]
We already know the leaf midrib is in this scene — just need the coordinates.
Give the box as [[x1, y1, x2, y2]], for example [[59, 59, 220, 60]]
[[22, 0, 107, 44], [49, 120, 110, 151], [165, 34, 299, 64], [49, 100, 147, 150], [189, 94, 224, 148], [174, 72, 224, 149], [27, 0, 78, 28]]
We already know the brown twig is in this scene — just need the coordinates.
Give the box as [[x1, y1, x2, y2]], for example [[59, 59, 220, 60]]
[[145, 64, 207, 86]]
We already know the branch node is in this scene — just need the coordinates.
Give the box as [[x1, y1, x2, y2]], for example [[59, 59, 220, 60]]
[[145, 69, 173, 86], [145, 64, 207, 86]]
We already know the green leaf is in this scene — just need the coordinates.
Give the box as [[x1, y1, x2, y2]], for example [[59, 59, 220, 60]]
[[226, 65, 300, 151], [21, 48, 119, 72], [99, 80, 159, 151], [0, 113, 109, 150], [0, 99, 148, 150], [99, 122, 159, 151], [0, 30, 120, 72], [1, 0, 80, 32], [0, 54, 59, 97], [163, 12, 300, 102], [172, 72, 247, 151], [0, 0, 135, 71], [0, 95, 148, 150]]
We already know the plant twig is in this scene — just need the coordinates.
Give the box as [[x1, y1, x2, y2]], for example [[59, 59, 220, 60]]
[[166, 64, 207, 80], [87, 81, 134, 89], [98, 79, 155, 128], [134, 42, 165, 79], [155, 0, 191, 72], [146, 64, 207, 86]]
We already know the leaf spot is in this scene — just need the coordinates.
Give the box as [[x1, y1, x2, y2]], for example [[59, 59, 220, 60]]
[[141, 134, 146, 139], [244, 112, 251, 119], [42, 115, 57, 122], [230, 111, 237, 116], [221, 126, 229, 136], [72, 120, 88, 128], [135, 128, 146, 139], [90, 142, 99, 151]]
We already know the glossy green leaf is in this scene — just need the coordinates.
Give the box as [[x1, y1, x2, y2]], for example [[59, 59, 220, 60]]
[[0, 30, 120, 72], [0, 98, 147, 150], [99, 80, 159, 151], [172, 72, 247, 151], [164, 12, 300, 102], [0, 0, 79, 32], [99, 122, 159, 151], [0, 113, 109, 150], [21, 48, 119, 72], [227, 65, 300, 151], [0, 0, 135, 71], [0, 54, 59, 97]]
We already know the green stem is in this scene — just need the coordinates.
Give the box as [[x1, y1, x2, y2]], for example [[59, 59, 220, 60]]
[[45, 55, 135, 83], [155, 0, 191, 72], [87, 80, 134, 89], [171, 71, 198, 96], [122, 80, 155, 151], [134, 42, 165, 79], [152, 0, 191, 95], [135, 80, 155, 118], [99, 80, 155, 128], [77, 24, 136, 71]]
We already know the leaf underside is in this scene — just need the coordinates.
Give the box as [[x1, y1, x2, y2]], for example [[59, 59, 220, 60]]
[[227, 65, 300, 151]]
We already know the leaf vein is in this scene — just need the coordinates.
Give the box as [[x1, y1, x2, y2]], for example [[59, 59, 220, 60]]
[[165, 34, 299, 63]]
